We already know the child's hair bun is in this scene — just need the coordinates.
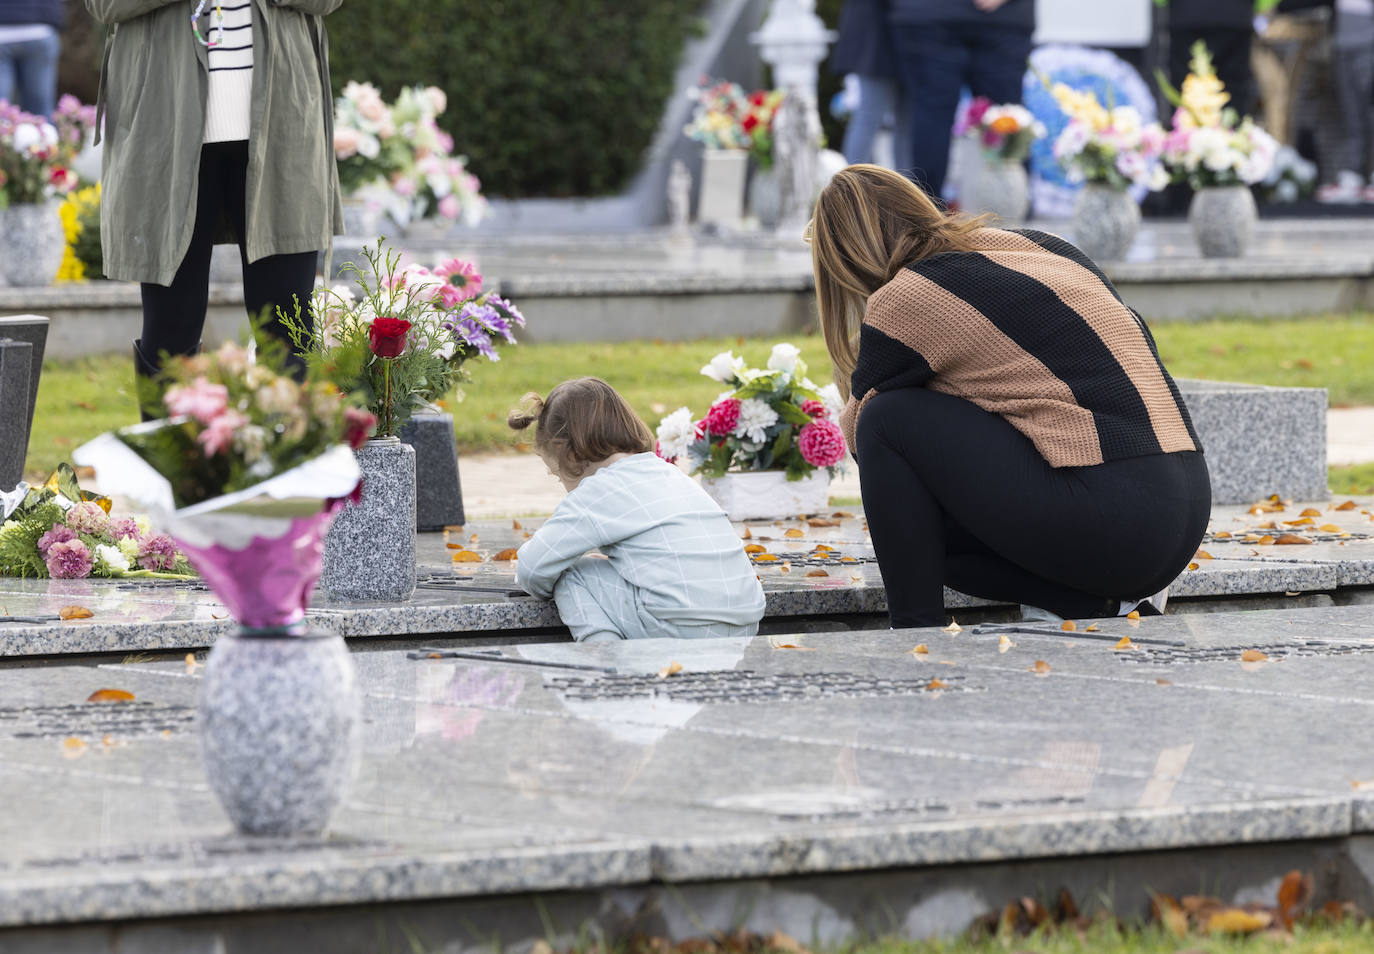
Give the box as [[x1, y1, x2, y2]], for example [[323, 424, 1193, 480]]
[[507, 392, 545, 431]]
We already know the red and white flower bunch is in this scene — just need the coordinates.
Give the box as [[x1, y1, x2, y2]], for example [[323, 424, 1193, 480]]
[[0, 99, 82, 206], [656, 344, 846, 481], [683, 79, 787, 168]]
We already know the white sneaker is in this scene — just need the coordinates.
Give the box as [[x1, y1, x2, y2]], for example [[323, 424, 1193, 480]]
[[1317, 170, 1364, 204], [1020, 604, 1065, 623]]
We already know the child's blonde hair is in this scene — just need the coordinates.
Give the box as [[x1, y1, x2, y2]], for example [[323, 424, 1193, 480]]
[[508, 377, 655, 479]]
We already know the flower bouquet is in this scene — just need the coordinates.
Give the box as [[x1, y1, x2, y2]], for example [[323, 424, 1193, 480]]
[[1261, 145, 1317, 204], [0, 463, 193, 580], [656, 344, 845, 520], [683, 79, 786, 168], [73, 339, 371, 837], [0, 99, 86, 285], [1049, 84, 1169, 193], [956, 98, 1046, 163]]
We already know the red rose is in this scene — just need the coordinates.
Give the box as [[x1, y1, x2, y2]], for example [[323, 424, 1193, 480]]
[[742, 114, 760, 134], [342, 406, 377, 449], [368, 317, 411, 358], [748, 91, 766, 107]]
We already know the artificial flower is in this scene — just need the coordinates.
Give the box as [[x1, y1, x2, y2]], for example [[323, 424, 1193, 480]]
[[368, 316, 412, 358]]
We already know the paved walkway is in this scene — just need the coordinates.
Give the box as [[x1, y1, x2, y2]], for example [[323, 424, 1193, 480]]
[[460, 408, 1374, 519]]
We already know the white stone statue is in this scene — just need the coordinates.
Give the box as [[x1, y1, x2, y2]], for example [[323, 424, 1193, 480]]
[[772, 88, 823, 234], [667, 159, 692, 233]]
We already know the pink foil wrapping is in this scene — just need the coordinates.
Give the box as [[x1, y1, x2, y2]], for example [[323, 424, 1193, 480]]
[[174, 499, 347, 630]]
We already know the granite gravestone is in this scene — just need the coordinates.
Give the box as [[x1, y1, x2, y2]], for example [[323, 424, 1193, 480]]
[[399, 409, 466, 531], [0, 315, 48, 477], [0, 339, 34, 491]]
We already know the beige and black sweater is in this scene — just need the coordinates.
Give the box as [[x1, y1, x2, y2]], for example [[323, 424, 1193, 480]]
[[838, 228, 1200, 468]]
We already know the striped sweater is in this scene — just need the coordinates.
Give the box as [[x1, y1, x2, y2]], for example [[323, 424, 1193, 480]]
[[203, 1, 254, 143], [838, 228, 1200, 468]]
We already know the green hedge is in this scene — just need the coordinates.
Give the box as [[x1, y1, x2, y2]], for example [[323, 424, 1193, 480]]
[[326, 0, 700, 199]]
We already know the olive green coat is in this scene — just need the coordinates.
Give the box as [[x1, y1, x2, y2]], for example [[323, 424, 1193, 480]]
[[87, 0, 343, 285]]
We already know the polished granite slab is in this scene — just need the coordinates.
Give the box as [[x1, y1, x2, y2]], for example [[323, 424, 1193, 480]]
[[4, 604, 1374, 926], [0, 500, 1372, 659]]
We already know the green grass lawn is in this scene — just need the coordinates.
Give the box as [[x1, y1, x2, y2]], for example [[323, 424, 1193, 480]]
[[24, 314, 1374, 487]]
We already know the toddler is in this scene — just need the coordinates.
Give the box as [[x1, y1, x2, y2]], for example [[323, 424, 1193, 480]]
[[509, 377, 766, 642]]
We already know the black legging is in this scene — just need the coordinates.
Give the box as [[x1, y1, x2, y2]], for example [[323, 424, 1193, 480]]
[[856, 388, 1212, 628], [140, 140, 316, 375]]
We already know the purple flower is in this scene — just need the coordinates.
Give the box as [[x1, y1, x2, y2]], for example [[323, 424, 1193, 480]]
[[64, 501, 110, 536], [456, 319, 497, 359], [46, 539, 93, 579], [37, 524, 77, 558], [110, 517, 141, 541], [139, 533, 179, 572], [487, 295, 526, 328]]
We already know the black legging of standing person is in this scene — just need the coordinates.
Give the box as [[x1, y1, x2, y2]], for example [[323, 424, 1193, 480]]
[[856, 388, 1212, 628], [136, 140, 315, 396]]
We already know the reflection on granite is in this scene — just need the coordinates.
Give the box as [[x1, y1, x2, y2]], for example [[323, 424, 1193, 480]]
[[4, 607, 1374, 924]]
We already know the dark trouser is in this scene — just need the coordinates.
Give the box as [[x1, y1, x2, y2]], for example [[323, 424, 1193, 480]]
[[140, 140, 316, 378], [890, 21, 1033, 199], [855, 388, 1212, 628], [1169, 27, 1254, 118]]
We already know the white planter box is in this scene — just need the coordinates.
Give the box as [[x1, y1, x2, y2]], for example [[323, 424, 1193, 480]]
[[700, 470, 831, 521], [697, 149, 748, 230]]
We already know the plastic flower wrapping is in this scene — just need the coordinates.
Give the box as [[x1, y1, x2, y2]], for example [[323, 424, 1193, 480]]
[[0, 464, 194, 580], [655, 344, 847, 481], [1048, 81, 1170, 192], [955, 98, 1046, 163], [281, 240, 525, 438], [1156, 42, 1278, 190], [333, 81, 486, 227], [73, 341, 371, 629], [683, 79, 787, 169]]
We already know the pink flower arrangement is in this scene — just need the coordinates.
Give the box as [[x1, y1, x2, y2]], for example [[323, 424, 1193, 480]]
[[138, 534, 180, 572], [165, 377, 229, 424], [45, 539, 93, 579], [62, 501, 110, 537], [798, 419, 846, 468], [37, 523, 77, 557]]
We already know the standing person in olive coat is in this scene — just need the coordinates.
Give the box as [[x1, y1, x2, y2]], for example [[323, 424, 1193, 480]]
[[86, 0, 343, 409]]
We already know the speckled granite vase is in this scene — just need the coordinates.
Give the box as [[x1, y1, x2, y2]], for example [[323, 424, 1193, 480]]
[[0, 201, 64, 286], [965, 159, 1030, 225], [1189, 185, 1257, 258], [321, 436, 417, 601], [199, 628, 359, 836], [1070, 183, 1139, 262]]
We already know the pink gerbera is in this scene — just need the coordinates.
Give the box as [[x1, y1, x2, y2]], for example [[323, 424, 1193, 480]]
[[798, 418, 846, 468], [435, 258, 482, 296]]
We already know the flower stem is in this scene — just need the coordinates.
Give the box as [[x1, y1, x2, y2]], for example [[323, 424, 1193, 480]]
[[383, 359, 393, 436]]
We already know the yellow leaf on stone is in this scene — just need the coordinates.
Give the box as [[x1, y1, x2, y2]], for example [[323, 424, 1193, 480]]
[[512, 520, 522, 530], [1319, 524, 1343, 533], [754, 553, 780, 563], [1030, 660, 1051, 676], [1126, 610, 1141, 622], [1241, 649, 1269, 663], [1115, 636, 1134, 650], [744, 544, 766, 554], [784, 528, 805, 538], [998, 634, 1014, 653], [1061, 620, 1076, 631], [1300, 507, 1323, 517], [1214, 531, 1232, 538], [62, 736, 87, 758], [1188, 562, 1200, 571], [1194, 550, 1214, 560], [942, 620, 963, 633], [59, 605, 93, 620], [805, 569, 829, 578], [86, 689, 134, 703], [910, 644, 929, 655], [452, 551, 482, 563], [925, 678, 949, 690], [1333, 500, 1357, 510], [1085, 624, 1099, 632], [658, 661, 683, 679], [1275, 533, 1313, 545], [469, 533, 480, 545]]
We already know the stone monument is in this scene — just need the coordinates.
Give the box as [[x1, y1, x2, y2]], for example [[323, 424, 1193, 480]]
[[399, 409, 466, 531], [0, 339, 34, 491], [771, 89, 824, 234], [667, 160, 692, 236]]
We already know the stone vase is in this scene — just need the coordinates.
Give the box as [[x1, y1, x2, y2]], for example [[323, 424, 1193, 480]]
[[1070, 183, 1140, 262], [321, 436, 417, 602], [199, 628, 359, 836], [0, 200, 65, 286], [1189, 185, 1257, 259], [700, 470, 831, 521], [748, 164, 782, 228], [697, 148, 748, 230], [965, 159, 1030, 225], [341, 195, 383, 238]]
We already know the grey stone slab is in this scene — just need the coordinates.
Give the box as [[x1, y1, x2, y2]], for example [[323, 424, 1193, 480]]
[[0, 339, 33, 491], [0, 315, 46, 469], [1177, 379, 1328, 504], [399, 411, 465, 531]]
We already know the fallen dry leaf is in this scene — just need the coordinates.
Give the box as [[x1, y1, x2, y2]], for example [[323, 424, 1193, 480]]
[[1277, 869, 1313, 927], [1060, 620, 1076, 632], [62, 736, 87, 758], [86, 689, 134, 703], [1126, 610, 1141, 623], [1256, 535, 1276, 545], [779, 562, 792, 574], [426, 652, 443, 659], [1115, 636, 1134, 650], [1085, 623, 1099, 632], [925, 678, 949, 690], [942, 620, 963, 633], [770, 641, 818, 651], [1188, 562, 1200, 571], [1300, 507, 1323, 517], [1030, 660, 1051, 676], [512, 520, 522, 530], [839, 556, 859, 563], [469, 533, 479, 544], [740, 526, 752, 540], [744, 543, 766, 554], [1206, 908, 1272, 934], [452, 551, 482, 563], [1284, 517, 1315, 527], [1214, 531, 1232, 538], [1241, 649, 1269, 663], [658, 661, 683, 679], [754, 553, 780, 563], [1195, 549, 1214, 560], [806, 518, 839, 528], [831, 510, 855, 518], [1156, 678, 1172, 686], [998, 634, 1015, 653], [59, 605, 93, 620], [910, 644, 929, 655], [1335, 500, 1358, 511], [784, 528, 805, 538], [811, 543, 834, 553], [805, 569, 829, 578], [1275, 533, 1314, 545], [1152, 893, 1189, 938], [184, 653, 201, 674], [492, 548, 519, 561], [1319, 524, 1343, 533]]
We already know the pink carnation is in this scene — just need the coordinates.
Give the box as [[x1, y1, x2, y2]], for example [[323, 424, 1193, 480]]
[[37, 523, 77, 557], [46, 539, 93, 579], [705, 398, 741, 436], [64, 501, 110, 536], [110, 517, 141, 541], [164, 376, 229, 424], [139, 533, 179, 572], [800, 399, 827, 418], [196, 409, 248, 457], [798, 418, 846, 468]]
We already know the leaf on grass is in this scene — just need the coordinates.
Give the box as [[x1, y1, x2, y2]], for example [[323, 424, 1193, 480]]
[[59, 605, 93, 620], [492, 548, 519, 561], [784, 528, 805, 538], [452, 551, 482, 563], [1241, 649, 1269, 662], [1195, 549, 1214, 560], [925, 678, 949, 690], [744, 543, 766, 554], [1277, 869, 1313, 924], [1030, 660, 1051, 675], [910, 644, 929, 655], [1115, 636, 1134, 650], [1275, 533, 1314, 545], [658, 661, 683, 679], [1206, 908, 1272, 934], [1061, 620, 1076, 631], [998, 634, 1015, 653], [86, 688, 134, 703], [1152, 893, 1189, 938], [512, 520, 522, 530], [942, 620, 962, 633], [1336, 500, 1358, 511]]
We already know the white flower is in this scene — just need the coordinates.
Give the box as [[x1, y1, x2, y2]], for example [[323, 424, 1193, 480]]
[[700, 350, 745, 384], [95, 544, 130, 575], [656, 407, 698, 460], [733, 398, 779, 444], [12, 123, 39, 152], [766, 342, 803, 378], [356, 133, 381, 160], [818, 383, 844, 417], [117, 536, 141, 564], [134, 515, 152, 536]]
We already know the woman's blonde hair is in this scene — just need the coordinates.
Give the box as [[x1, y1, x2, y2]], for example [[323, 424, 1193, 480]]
[[507, 377, 655, 479], [809, 164, 990, 398]]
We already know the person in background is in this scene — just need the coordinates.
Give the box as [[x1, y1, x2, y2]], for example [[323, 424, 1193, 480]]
[[888, 0, 1036, 200], [0, 0, 63, 116], [1317, 0, 1374, 201], [1162, 0, 1268, 117], [830, 0, 910, 170]]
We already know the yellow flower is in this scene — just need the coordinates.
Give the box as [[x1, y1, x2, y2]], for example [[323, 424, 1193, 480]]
[[55, 183, 100, 283], [1051, 84, 1110, 132], [1178, 40, 1230, 129]]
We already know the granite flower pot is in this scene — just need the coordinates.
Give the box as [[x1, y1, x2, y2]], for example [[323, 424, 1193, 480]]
[[700, 470, 830, 521], [199, 628, 358, 836], [1070, 183, 1139, 262], [748, 164, 782, 228], [964, 159, 1030, 226], [1189, 184, 1257, 259], [340, 195, 383, 238], [0, 200, 65, 286], [321, 436, 417, 601], [698, 148, 748, 231]]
